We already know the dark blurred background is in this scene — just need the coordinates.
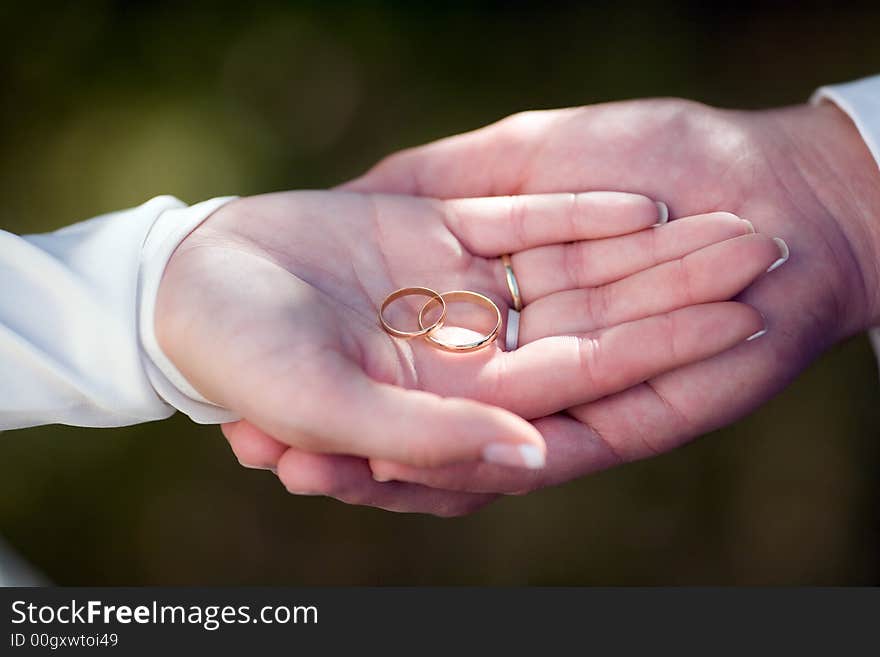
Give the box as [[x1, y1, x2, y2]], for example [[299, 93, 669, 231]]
[[1, 0, 879, 585]]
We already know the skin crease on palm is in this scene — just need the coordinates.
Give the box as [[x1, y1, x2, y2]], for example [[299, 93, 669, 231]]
[[211, 98, 880, 516]]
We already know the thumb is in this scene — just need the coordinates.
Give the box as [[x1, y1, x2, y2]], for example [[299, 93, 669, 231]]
[[338, 109, 570, 198], [250, 350, 547, 470]]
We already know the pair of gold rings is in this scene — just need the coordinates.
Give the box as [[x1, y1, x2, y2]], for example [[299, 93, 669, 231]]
[[378, 253, 523, 352], [379, 287, 502, 352]]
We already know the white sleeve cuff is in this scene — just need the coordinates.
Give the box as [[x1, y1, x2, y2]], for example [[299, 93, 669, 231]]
[[812, 75, 880, 175], [812, 74, 880, 365], [138, 196, 242, 425]]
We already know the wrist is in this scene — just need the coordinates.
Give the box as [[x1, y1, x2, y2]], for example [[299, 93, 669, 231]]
[[141, 196, 241, 423], [768, 102, 880, 334]]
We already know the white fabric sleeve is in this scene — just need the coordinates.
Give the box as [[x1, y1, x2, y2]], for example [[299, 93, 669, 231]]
[[0, 195, 237, 430], [812, 75, 880, 364], [138, 198, 240, 424]]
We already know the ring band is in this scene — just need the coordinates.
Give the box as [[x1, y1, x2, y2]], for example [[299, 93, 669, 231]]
[[379, 287, 447, 339], [501, 254, 523, 311], [505, 308, 520, 351], [418, 290, 502, 352]]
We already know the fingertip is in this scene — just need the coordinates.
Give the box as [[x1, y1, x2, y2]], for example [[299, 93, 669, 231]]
[[717, 301, 767, 345], [745, 328, 768, 342], [567, 192, 665, 238], [482, 442, 546, 469], [220, 420, 241, 441], [223, 421, 288, 471], [766, 237, 790, 272], [431, 395, 546, 466], [743, 307, 768, 343], [369, 461, 395, 482], [276, 448, 343, 496]]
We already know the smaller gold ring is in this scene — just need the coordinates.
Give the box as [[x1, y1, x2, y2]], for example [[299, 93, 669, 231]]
[[501, 254, 523, 311], [379, 287, 447, 339], [418, 290, 502, 353]]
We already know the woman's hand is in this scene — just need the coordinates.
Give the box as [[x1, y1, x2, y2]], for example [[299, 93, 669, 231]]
[[186, 190, 785, 512]]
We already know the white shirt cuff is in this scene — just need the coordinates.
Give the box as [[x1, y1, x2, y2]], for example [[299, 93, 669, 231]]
[[138, 196, 242, 425], [812, 75, 880, 365]]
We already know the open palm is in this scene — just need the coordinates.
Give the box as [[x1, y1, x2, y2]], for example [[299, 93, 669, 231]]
[[202, 186, 786, 512]]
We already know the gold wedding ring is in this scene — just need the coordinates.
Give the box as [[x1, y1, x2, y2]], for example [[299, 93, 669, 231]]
[[501, 254, 523, 311], [379, 287, 447, 339], [417, 290, 502, 352]]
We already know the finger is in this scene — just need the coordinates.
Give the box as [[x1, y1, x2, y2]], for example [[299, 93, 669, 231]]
[[519, 233, 786, 343], [339, 105, 699, 215], [276, 446, 497, 517], [370, 413, 620, 493], [222, 420, 287, 471], [562, 311, 811, 463], [441, 192, 665, 256], [373, 285, 803, 495], [508, 212, 755, 303], [255, 350, 547, 469], [436, 302, 765, 419], [340, 109, 576, 197], [226, 420, 499, 515]]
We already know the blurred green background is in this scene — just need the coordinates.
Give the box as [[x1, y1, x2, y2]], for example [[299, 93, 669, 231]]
[[1, 0, 878, 585]]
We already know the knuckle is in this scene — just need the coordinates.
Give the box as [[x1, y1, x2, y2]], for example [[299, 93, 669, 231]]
[[575, 335, 603, 391], [567, 192, 583, 232], [562, 242, 587, 288], [507, 195, 529, 247], [673, 256, 697, 306], [658, 312, 681, 363], [584, 284, 612, 328]]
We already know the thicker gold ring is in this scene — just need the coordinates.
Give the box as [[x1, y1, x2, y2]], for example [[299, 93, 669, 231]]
[[418, 290, 502, 352], [379, 287, 447, 339], [501, 254, 523, 311]]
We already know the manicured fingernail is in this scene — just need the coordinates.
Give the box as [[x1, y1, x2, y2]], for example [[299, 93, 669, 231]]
[[745, 311, 768, 342], [652, 201, 669, 226], [741, 219, 756, 233], [482, 443, 545, 469], [767, 237, 789, 272], [372, 472, 392, 483], [241, 462, 275, 473]]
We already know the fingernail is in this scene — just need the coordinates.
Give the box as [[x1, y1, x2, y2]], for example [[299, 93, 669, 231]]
[[741, 219, 756, 233], [766, 237, 790, 272], [745, 311, 768, 342], [746, 328, 768, 342], [652, 201, 669, 226], [286, 489, 319, 496], [372, 472, 392, 483], [482, 443, 545, 469], [241, 462, 275, 473]]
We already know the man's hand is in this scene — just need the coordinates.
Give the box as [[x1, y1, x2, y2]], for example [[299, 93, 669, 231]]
[[224, 99, 879, 513]]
